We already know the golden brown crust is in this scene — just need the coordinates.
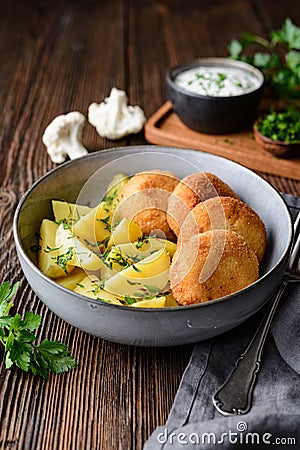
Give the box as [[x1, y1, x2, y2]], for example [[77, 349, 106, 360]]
[[179, 196, 266, 262], [170, 230, 259, 305], [119, 170, 179, 240], [167, 172, 238, 236]]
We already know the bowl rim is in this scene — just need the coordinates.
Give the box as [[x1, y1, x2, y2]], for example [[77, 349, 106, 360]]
[[13, 145, 293, 313], [166, 57, 265, 99]]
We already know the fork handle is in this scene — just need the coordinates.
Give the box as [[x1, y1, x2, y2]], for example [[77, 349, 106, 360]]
[[212, 280, 291, 416]]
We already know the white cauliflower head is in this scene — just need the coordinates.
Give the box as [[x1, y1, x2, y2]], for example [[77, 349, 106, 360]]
[[42, 111, 88, 163], [88, 87, 146, 140]]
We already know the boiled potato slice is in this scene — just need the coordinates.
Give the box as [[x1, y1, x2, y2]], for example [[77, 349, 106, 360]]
[[74, 275, 122, 305], [131, 296, 166, 308], [55, 267, 86, 290], [112, 237, 177, 262], [52, 200, 92, 224], [147, 238, 176, 258], [165, 292, 179, 307], [104, 249, 170, 297], [73, 201, 112, 246], [107, 218, 142, 249], [104, 173, 129, 212], [55, 224, 106, 271], [38, 219, 74, 278], [101, 265, 118, 280]]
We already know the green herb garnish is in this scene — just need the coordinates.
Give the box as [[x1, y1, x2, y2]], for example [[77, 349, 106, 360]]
[[126, 280, 141, 286], [52, 247, 74, 274], [0, 281, 77, 379], [256, 107, 300, 142], [97, 215, 112, 232], [44, 245, 61, 253], [228, 18, 300, 99], [124, 295, 137, 305]]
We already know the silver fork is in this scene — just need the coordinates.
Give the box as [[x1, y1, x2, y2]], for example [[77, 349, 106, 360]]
[[212, 211, 300, 416]]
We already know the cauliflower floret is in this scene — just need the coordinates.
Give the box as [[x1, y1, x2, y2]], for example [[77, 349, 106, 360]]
[[88, 87, 146, 140], [42, 111, 88, 163]]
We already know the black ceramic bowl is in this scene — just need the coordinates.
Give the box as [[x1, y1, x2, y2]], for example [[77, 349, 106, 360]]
[[166, 57, 264, 134]]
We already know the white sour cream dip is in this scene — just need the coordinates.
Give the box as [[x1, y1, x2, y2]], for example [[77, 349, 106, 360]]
[[175, 66, 261, 97]]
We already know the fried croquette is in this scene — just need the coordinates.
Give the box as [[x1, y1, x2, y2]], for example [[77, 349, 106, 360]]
[[170, 230, 259, 305], [180, 196, 266, 262], [167, 172, 239, 236], [119, 170, 179, 241]]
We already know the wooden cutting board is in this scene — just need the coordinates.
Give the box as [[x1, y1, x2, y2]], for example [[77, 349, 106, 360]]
[[145, 101, 300, 181]]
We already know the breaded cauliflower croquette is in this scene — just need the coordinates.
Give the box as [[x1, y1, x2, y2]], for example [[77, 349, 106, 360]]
[[119, 170, 179, 241], [170, 230, 259, 305], [180, 196, 266, 262], [167, 172, 239, 236]]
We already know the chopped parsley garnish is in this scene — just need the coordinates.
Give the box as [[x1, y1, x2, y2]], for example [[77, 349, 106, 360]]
[[97, 215, 112, 232], [44, 245, 61, 253], [105, 250, 130, 270], [103, 189, 118, 207], [88, 279, 106, 295], [126, 280, 142, 286], [132, 264, 142, 273], [51, 247, 74, 274], [135, 236, 150, 249], [124, 295, 137, 305], [256, 107, 300, 142]]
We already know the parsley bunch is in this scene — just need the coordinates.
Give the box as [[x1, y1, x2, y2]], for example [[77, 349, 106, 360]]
[[0, 281, 77, 379], [228, 18, 300, 99]]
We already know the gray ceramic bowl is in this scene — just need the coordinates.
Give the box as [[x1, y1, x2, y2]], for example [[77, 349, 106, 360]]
[[13, 146, 292, 347], [166, 57, 264, 134]]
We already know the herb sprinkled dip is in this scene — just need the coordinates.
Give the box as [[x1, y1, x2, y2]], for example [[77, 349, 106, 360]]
[[175, 66, 261, 97]]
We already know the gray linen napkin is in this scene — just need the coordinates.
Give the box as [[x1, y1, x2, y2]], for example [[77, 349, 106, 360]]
[[144, 193, 300, 450]]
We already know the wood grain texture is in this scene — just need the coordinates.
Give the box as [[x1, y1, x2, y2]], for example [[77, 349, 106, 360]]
[[0, 1, 299, 449]]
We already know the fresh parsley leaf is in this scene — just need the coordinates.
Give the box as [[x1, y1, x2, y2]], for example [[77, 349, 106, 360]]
[[0, 281, 77, 379], [33, 340, 77, 376], [286, 50, 300, 72], [229, 18, 300, 98], [0, 282, 18, 316], [271, 18, 300, 50], [228, 39, 243, 59], [22, 311, 42, 331]]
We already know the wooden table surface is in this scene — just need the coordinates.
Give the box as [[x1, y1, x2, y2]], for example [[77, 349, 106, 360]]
[[1, 1, 299, 449]]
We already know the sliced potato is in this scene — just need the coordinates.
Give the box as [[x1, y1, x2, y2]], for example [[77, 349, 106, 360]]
[[104, 173, 129, 212], [165, 292, 179, 307], [131, 296, 166, 308], [55, 267, 86, 290], [73, 201, 112, 246], [52, 200, 92, 224], [38, 219, 74, 278], [55, 224, 106, 271], [112, 237, 177, 262], [100, 265, 118, 280], [107, 218, 142, 249], [74, 275, 122, 305], [104, 249, 170, 297]]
